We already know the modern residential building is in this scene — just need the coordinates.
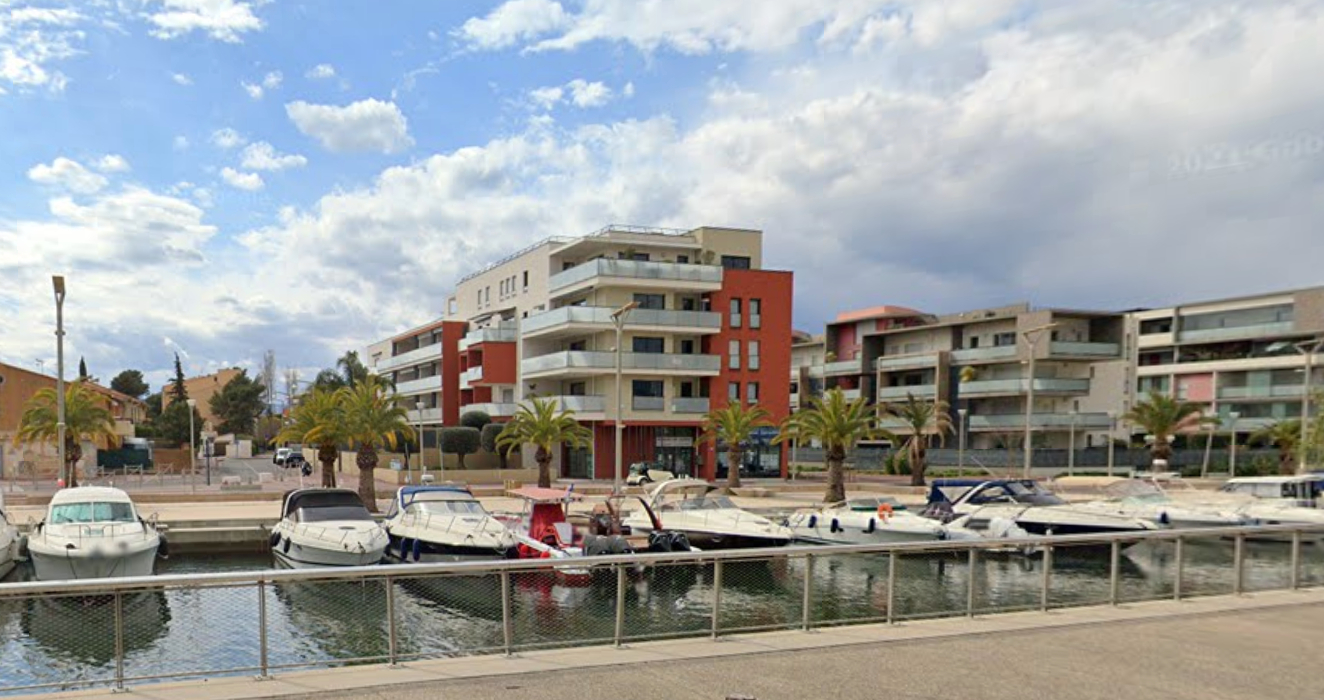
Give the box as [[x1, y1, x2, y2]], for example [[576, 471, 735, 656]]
[[365, 320, 468, 450], [161, 367, 243, 431], [789, 331, 825, 411], [367, 225, 794, 480]]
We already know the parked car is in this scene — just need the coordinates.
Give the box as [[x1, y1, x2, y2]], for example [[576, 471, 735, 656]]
[[286, 453, 312, 476], [626, 462, 674, 486], [273, 448, 292, 466]]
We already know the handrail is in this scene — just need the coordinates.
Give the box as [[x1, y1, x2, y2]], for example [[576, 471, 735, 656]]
[[3, 521, 1321, 597]]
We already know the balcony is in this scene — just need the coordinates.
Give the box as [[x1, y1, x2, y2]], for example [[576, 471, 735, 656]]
[[395, 374, 443, 395], [543, 395, 607, 414], [959, 378, 1090, 397], [950, 345, 1017, 363], [464, 402, 518, 418], [876, 384, 937, 401], [522, 306, 721, 338], [672, 397, 711, 414], [459, 324, 517, 351], [966, 413, 1113, 431], [376, 342, 443, 372], [824, 358, 864, 376], [1217, 385, 1306, 400], [1178, 321, 1295, 344], [632, 396, 666, 411], [459, 366, 482, 389], [548, 259, 723, 297], [841, 387, 862, 401], [406, 407, 442, 423], [522, 351, 721, 377], [876, 353, 940, 372], [1049, 341, 1121, 358]]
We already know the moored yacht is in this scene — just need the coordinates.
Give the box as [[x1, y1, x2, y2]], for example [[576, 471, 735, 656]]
[[0, 491, 19, 580], [924, 479, 1157, 537], [270, 488, 389, 568], [27, 487, 164, 581], [383, 485, 517, 562], [623, 479, 792, 549], [1072, 479, 1248, 530], [786, 496, 947, 544]]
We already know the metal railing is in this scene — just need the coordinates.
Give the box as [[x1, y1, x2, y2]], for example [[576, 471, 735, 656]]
[[959, 378, 1091, 396], [950, 345, 1017, 363], [548, 258, 723, 293], [1049, 341, 1121, 358], [521, 351, 721, 375], [522, 306, 722, 335], [2, 523, 1321, 694]]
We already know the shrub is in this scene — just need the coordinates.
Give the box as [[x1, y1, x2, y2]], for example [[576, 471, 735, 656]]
[[481, 423, 510, 469], [440, 427, 482, 469], [460, 410, 492, 431]]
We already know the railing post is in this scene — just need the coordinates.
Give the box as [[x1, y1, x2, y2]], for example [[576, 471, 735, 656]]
[[1290, 530, 1302, 591], [711, 559, 724, 639], [1040, 545, 1053, 612], [257, 581, 270, 679], [614, 564, 627, 647], [385, 576, 398, 666], [1173, 536, 1184, 601], [113, 592, 126, 691], [1233, 534, 1245, 595], [801, 554, 814, 632], [500, 571, 514, 656], [966, 548, 978, 617], [1109, 540, 1121, 606], [886, 550, 897, 625]]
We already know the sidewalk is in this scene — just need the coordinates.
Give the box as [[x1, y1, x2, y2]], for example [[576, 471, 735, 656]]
[[24, 588, 1323, 700]]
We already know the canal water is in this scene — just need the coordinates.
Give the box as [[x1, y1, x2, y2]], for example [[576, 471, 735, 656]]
[[1, 539, 1320, 693]]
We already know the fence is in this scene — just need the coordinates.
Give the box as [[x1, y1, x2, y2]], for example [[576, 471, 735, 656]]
[[1, 524, 1322, 694], [793, 447, 1281, 473]]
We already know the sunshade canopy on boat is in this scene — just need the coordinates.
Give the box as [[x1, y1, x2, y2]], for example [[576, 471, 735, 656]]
[[281, 488, 366, 519], [507, 486, 581, 503]]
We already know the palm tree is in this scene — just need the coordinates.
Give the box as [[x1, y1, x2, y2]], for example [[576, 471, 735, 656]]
[[276, 389, 345, 487], [336, 350, 370, 389], [496, 398, 592, 488], [15, 382, 117, 488], [880, 393, 953, 487], [774, 388, 883, 503], [1124, 391, 1213, 465], [700, 403, 773, 492], [339, 376, 414, 510], [1250, 419, 1302, 475]]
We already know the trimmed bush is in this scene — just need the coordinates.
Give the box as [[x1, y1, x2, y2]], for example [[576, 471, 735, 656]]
[[440, 426, 482, 469], [460, 410, 492, 431], [481, 423, 511, 469]]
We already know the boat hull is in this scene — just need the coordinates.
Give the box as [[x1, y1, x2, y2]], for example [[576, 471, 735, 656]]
[[386, 535, 515, 563], [28, 539, 159, 581], [273, 540, 387, 569], [668, 530, 789, 550]]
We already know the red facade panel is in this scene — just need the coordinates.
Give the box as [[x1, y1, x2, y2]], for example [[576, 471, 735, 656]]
[[437, 321, 467, 426], [475, 342, 517, 385]]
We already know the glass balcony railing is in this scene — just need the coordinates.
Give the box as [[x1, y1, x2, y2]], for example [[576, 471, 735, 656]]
[[876, 353, 940, 371], [841, 388, 862, 401], [876, 384, 936, 401], [464, 402, 518, 417], [672, 397, 710, 414], [1177, 321, 1295, 343], [632, 396, 666, 411], [395, 375, 443, 395], [377, 342, 443, 372], [522, 306, 722, 335], [1217, 385, 1306, 400], [548, 259, 723, 293], [459, 325, 517, 350], [959, 378, 1090, 395], [950, 345, 1017, 363], [521, 351, 721, 375], [824, 358, 864, 375], [966, 413, 1114, 430], [544, 395, 606, 413], [405, 407, 442, 423], [1049, 341, 1121, 358], [459, 366, 483, 387]]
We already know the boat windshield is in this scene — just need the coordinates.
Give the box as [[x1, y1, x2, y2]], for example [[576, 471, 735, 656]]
[[967, 481, 1067, 506], [49, 502, 136, 524], [409, 500, 487, 516], [296, 505, 373, 523], [670, 495, 737, 511], [1104, 480, 1169, 503], [846, 497, 907, 512]]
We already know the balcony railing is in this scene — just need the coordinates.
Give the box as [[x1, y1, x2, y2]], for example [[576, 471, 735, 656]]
[[521, 351, 721, 375], [543, 395, 606, 413], [876, 353, 941, 371], [459, 325, 517, 350], [463, 402, 518, 417], [522, 306, 721, 335], [1217, 385, 1306, 400], [1049, 341, 1121, 358], [406, 407, 442, 423], [1177, 321, 1295, 343], [959, 378, 1090, 396], [632, 396, 666, 411], [824, 358, 864, 375], [548, 259, 723, 293], [876, 384, 936, 401], [376, 342, 443, 372], [841, 388, 862, 401], [395, 375, 443, 395], [950, 346, 1017, 363], [966, 413, 1113, 430], [672, 397, 710, 414], [459, 366, 483, 388]]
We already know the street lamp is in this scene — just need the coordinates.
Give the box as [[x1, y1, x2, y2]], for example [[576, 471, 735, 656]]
[[1228, 410, 1240, 476], [1201, 421, 1217, 478], [1021, 322, 1059, 478], [186, 399, 197, 493], [610, 301, 638, 494], [415, 399, 426, 479], [1106, 409, 1118, 477], [1295, 338, 1323, 474], [957, 408, 968, 474], [52, 276, 67, 485], [1067, 409, 1078, 476]]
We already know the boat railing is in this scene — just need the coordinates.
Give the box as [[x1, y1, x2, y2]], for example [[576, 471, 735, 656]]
[[2, 522, 1324, 695]]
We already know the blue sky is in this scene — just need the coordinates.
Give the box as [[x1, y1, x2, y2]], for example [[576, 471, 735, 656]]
[[3, 0, 1324, 392]]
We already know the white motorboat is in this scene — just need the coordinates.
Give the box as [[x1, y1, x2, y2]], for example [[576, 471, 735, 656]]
[[27, 487, 164, 581], [924, 479, 1158, 537], [0, 491, 21, 580], [1158, 477, 1324, 539], [1217, 476, 1324, 507], [623, 479, 792, 550], [270, 488, 389, 568], [786, 496, 947, 544], [1072, 479, 1249, 530], [383, 485, 517, 562]]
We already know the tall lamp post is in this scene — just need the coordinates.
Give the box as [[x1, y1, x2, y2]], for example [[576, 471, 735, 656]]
[[1021, 323, 1059, 478], [1228, 410, 1240, 476], [52, 276, 67, 485], [1067, 409, 1078, 476], [957, 408, 968, 475], [186, 399, 197, 493], [1296, 338, 1323, 474], [611, 301, 638, 493], [415, 400, 426, 480], [1106, 409, 1118, 477]]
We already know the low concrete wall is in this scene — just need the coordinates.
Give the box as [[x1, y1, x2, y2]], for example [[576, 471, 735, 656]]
[[374, 467, 540, 486], [300, 449, 514, 478]]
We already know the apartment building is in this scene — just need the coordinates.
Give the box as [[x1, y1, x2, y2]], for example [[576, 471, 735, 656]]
[[366, 320, 468, 450], [1129, 286, 1324, 437], [789, 331, 825, 411], [161, 367, 243, 431], [367, 225, 794, 480]]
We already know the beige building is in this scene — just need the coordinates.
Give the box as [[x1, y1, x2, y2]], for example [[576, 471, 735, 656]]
[[162, 367, 243, 431]]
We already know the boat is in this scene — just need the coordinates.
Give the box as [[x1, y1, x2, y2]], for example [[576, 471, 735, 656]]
[[1217, 476, 1324, 507], [494, 486, 596, 583], [1158, 477, 1324, 539], [269, 488, 389, 568], [382, 485, 518, 562], [923, 479, 1158, 537], [0, 490, 19, 580], [1071, 478, 1249, 529], [785, 496, 947, 544], [26, 487, 165, 581], [622, 479, 792, 550]]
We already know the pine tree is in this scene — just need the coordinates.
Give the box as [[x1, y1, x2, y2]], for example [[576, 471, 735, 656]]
[[78, 357, 89, 381], [170, 353, 189, 403]]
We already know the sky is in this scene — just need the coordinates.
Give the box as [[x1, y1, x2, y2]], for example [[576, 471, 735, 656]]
[[2, 0, 1324, 393]]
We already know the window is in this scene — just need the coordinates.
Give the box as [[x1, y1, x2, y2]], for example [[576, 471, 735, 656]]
[[994, 332, 1016, 347], [568, 340, 587, 351], [633, 293, 666, 310], [679, 381, 694, 398], [563, 261, 576, 271], [747, 382, 760, 403], [728, 382, 740, 401], [522, 270, 529, 291], [680, 339, 696, 354], [748, 340, 760, 371], [729, 298, 742, 328], [633, 336, 665, 353], [721, 255, 751, 269], [681, 297, 697, 311], [619, 251, 650, 261], [568, 381, 587, 396], [750, 299, 762, 329], [729, 339, 741, 370], [677, 254, 689, 264], [632, 380, 664, 397]]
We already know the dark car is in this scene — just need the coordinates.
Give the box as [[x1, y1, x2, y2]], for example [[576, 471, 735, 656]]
[[285, 452, 312, 477]]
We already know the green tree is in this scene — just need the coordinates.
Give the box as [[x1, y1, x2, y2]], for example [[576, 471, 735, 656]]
[[481, 422, 509, 469], [1250, 419, 1303, 475], [1123, 391, 1214, 465], [440, 427, 481, 469], [460, 410, 492, 431], [336, 350, 370, 389], [169, 353, 188, 403], [496, 398, 592, 488], [775, 388, 884, 503], [339, 377, 413, 510], [879, 393, 953, 486], [144, 392, 163, 422], [157, 400, 202, 448], [14, 382, 117, 487], [78, 356, 89, 381], [312, 368, 346, 392], [109, 369, 149, 398], [276, 389, 345, 487], [699, 402, 773, 492], [208, 370, 267, 435]]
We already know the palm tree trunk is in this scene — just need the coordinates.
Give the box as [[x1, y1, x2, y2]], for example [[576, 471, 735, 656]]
[[536, 445, 551, 488], [1280, 448, 1295, 476], [66, 439, 81, 488], [318, 445, 338, 488], [824, 446, 846, 503], [909, 442, 927, 487], [725, 446, 743, 492], [356, 445, 378, 512]]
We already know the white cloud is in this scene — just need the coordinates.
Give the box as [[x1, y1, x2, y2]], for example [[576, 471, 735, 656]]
[[528, 85, 563, 109], [27, 157, 108, 194], [623, 81, 635, 98], [145, 0, 265, 43], [240, 142, 308, 171], [242, 81, 263, 99], [454, 0, 569, 50], [528, 79, 616, 109], [241, 73, 278, 99], [0, 5, 86, 92], [211, 128, 247, 149], [174, 135, 191, 151], [262, 70, 282, 89], [94, 154, 131, 173], [306, 64, 336, 80], [172, 72, 193, 86], [285, 99, 414, 154], [192, 187, 214, 208], [220, 167, 264, 191]]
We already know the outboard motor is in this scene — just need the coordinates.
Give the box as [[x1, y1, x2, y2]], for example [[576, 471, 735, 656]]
[[608, 535, 633, 555], [583, 534, 613, 557], [647, 530, 673, 552], [157, 534, 170, 559], [667, 532, 691, 552]]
